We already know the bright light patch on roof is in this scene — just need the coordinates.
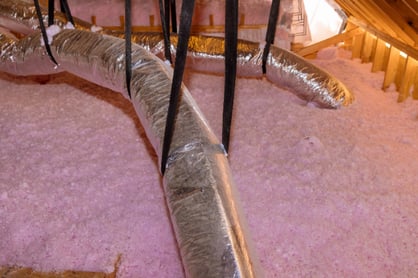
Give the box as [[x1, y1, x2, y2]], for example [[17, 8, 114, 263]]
[[303, 0, 344, 45]]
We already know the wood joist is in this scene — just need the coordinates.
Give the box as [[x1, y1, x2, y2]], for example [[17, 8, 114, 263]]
[[334, 1, 418, 101], [335, 0, 418, 47], [349, 26, 418, 101], [297, 1, 418, 103], [297, 24, 418, 102]]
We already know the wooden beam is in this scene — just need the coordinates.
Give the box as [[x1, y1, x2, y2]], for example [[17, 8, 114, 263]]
[[413, 69, 418, 99], [368, 0, 418, 45], [209, 14, 214, 26], [296, 27, 362, 57], [361, 32, 377, 63], [402, 0, 418, 13], [149, 15, 155, 27], [342, 21, 358, 49], [341, 1, 400, 42], [382, 46, 401, 90], [349, 17, 418, 61], [239, 14, 245, 26], [395, 55, 407, 91], [398, 56, 418, 101], [371, 38, 388, 72], [390, 0, 418, 32], [119, 15, 124, 28], [337, 0, 416, 45], [351, 30, 365, 59], [336, 0, 418, 103], [91, 16, 97, 26], [39, 0, 48, 7]]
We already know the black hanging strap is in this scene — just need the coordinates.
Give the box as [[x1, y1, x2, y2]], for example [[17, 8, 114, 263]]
[[34, 0, 58, 66], [164, 0, 170, 34], [158, 0, 173, 63], [262, 0, 281, 74], [125, 0, 133, 99], [59, 0, 75, 26], [222, 0, 239, 154], [47, 0, 54, 26], [160, 0, 195, 174], [170, 0, 177, 33]]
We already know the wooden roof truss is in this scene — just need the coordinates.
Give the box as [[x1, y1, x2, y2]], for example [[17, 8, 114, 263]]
[[297, 0, 418, 102]]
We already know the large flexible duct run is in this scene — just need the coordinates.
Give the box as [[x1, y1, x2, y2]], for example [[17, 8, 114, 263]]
[[0, 0, 354, 108], [0, 27, 259, 278], [0, 1, 354, 277]]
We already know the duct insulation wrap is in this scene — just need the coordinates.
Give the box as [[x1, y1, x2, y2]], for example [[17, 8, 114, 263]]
[[0, 29, 260, 277], [0, 1, 355, 276], [82, 31, 354, 108], [0, 0, 354, 108]]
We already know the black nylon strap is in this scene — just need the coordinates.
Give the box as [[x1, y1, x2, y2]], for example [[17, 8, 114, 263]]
[[34, 0, 58, 66], [170, 0, 177, 33], [163, 0, 177, 34], [48, 0, 54, 26], [262, 0, 281, 74], [159, 0, 172, 63], [222, 0, 239, 154], [160, 0, 195, 174], [164, 0, 170, 34], [59, 0, 75, 26], [125, 0, 132, 99]]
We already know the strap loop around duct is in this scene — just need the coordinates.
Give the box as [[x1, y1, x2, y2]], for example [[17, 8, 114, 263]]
[[34, 0, 58, 66], [222, 0, 239, 154], [161, 0, 195, 174], [262, 0, 281, 74], [59, 0, 75, 26], [125, 0, 133, 99]]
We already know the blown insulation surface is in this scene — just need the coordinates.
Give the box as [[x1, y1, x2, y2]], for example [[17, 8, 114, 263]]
[[1, 47, 418, 277]]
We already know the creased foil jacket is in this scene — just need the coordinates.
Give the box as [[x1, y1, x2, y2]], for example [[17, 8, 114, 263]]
[[0, 0, 354, 108], [0, 28, 259, 277], [0, 1, 354, 276]]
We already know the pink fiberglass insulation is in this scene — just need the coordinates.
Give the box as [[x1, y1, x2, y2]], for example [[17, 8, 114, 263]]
[[1, 47, 418, 277]]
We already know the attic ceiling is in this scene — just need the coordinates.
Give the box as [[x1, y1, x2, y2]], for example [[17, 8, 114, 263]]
[[334, 0, 418, 47]]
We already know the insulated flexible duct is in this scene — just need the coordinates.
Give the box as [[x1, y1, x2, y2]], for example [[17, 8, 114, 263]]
[[0, 0, 354, 108], [0, 1, 354, 277], [0, 27, 259, 278]]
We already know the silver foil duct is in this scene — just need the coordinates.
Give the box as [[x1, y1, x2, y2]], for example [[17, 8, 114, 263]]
[[0, 28, 260, 278], [0, 0, 354, 108], [0, 1, 354, 276]]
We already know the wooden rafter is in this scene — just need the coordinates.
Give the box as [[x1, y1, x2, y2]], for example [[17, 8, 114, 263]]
[[348, 17, 418, 61], [370, 0, 418, 43], [295, 27, 363, 57], [335, 0, 418, 47], [388, 0, 418, 32]]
